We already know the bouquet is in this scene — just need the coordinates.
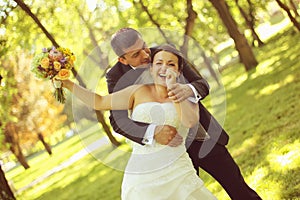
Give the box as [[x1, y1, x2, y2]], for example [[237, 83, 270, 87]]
[[31, 46, 75, 103]]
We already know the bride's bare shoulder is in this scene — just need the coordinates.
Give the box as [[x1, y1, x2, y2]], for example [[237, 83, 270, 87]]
[[118, 84, 153, 98], [128, 84, 154, 91]]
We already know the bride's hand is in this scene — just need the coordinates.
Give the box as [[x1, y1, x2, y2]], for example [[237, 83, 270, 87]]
[[166, 68, 178, 90], [52, 78, 72, 89], [166, 69, 194, 102]]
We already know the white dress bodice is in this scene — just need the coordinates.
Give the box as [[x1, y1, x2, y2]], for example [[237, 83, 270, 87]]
[[126, 102, 188, 173]]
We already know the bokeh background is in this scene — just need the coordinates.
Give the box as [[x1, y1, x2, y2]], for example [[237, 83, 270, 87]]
[[0, 0, 300, 199]]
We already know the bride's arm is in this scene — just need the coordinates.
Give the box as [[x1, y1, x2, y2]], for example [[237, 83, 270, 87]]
[[174, 100, 199, 128], [61, 79, 138, 110], [166, 69, 199, 128]]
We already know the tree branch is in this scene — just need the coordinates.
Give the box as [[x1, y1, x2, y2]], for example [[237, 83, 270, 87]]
[[75, 6, 109, 70], [181, 0, 197, 57], [14, 0, 59, 47], [138, 0, 173, 44]]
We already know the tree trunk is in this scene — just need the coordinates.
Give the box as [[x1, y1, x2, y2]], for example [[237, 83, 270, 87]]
[[38, 133, 52, 155], [5, 123, 30, 169], [235, 0, 264, 47], [209, 0, 258, 71], [76, 6, 109, 71], [15, 0, 120, 145], [201, 51, 221, 86], [10, 145, 29, 170], [0, 165, 16, 200], [14, 0, 59, 47], [246, 0, 264, 47], [189, 35, 221, 84], [289, 0, 300, 17], [138, 0, 173, 44], [276, 0, 300, 31], [181, 0, 197, 57], [95, 111, 121, 147]]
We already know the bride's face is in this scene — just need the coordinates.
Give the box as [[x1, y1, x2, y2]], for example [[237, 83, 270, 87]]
[[151, 51, 179, 86]]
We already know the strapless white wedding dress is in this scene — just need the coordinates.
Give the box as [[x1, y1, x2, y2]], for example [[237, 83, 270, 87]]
[[121, 102, 217, 200]]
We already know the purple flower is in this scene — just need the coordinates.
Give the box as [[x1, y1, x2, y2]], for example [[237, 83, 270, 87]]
[[42, 48, 47, 53], [60, 58, 66, 63]]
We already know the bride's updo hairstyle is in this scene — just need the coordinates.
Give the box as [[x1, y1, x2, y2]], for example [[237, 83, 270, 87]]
[[151, 44, 184, 72]]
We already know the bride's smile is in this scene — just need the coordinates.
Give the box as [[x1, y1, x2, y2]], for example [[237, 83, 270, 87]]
[[151, 51, 179, 87]]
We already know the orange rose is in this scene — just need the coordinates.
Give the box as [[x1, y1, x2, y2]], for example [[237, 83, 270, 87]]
[[56, 69, 70, 80], [40, 57, 50, 69]]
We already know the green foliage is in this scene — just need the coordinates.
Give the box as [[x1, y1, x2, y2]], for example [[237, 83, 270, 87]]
[[1, 1, 299, 199], [4, 28, 300, 200], [0, 62, 17, 146], [30, 52, 49, 79], [0, 37, 9, 56]]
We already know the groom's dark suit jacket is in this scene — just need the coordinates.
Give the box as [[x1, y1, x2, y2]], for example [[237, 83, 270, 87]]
[[106, 50, 229, 146]]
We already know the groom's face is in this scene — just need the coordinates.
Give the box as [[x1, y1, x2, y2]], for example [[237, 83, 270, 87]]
[[118, 37, 151, 68]]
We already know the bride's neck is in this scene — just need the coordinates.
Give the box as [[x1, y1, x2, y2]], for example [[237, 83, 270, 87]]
[[154, 84, 168, 100]]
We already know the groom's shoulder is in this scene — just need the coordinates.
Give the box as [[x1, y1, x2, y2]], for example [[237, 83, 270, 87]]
[[106, 61, 126, 76]]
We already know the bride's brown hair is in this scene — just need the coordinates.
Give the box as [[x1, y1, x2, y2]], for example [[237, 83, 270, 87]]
[[151, 44, 184, 71]]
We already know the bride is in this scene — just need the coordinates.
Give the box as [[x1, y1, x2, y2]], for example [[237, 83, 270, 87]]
[[60, 44, 217, 200]]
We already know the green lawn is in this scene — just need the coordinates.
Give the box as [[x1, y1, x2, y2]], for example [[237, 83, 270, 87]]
[[200, 27, 300, 199], [6, 27, 300, 200]]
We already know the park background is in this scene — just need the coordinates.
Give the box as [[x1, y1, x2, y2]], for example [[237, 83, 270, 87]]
[[0, 0, 300, 199]]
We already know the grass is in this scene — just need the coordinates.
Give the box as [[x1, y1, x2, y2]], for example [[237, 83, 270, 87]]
[[5, 27, 300, 200], [200, 27, 300, 199]]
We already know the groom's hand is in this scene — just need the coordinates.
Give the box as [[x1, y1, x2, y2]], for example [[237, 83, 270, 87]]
[[168, 83, 193, 102], [154, 125, 183, 147]]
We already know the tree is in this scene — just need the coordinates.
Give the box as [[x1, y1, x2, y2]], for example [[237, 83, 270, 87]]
[[209, 0, 258, 71], [136, 0, 200, 73], [5, 122, 29, 169], [37, 133, 52, 155], [14, 0, 121, 147], [13, 0, 84, 85], [275, 0, 300, 31], [234, 0, 264, 47], [0, 53, 67, 169], [289, 0, 300, 17], [137, 0, 173, 44], [74, 6, 121, 146], [181, 0, 198, 57], [0, 34, 27, 170], [0, 42, 13, 145], [0, 164, 15, 200], [0, 0, 17, 25]]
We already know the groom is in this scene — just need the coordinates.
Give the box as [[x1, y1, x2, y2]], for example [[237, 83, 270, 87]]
[[106, 28, 262, 200]]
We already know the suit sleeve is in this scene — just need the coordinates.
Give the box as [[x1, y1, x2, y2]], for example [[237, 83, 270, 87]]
[[106, 70, 149, 145], [181, 60, 210, 99]]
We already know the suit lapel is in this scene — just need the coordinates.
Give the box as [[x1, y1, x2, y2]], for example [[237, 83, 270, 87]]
[[115, 64, 148, 90]]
